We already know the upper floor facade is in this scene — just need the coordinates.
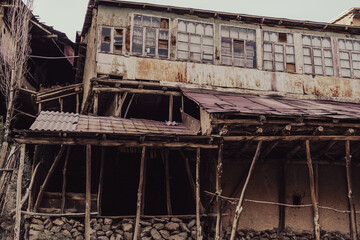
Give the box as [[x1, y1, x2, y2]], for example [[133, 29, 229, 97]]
[[79, 0, 360, 103]]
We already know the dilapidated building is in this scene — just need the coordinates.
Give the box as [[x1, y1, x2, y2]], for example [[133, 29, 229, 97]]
[[11, 1, 360, 240]]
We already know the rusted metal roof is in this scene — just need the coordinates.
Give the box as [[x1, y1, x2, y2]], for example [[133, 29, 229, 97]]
[[181, 88, 360, 120], [30, 111, 197, 135]]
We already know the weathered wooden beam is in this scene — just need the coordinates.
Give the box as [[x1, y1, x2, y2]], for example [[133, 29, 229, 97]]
[[345, 140, 358, 240], [215, 140, 224, 240], [305, 140, 320, 240], [93, 92, 99, 115], [92, 87, 182, 96], [76, 93, 80, 114], [133, 146, 146, 240], [196, 148, 203, 240], [61, 146, 71, 213], [34, 146, 66, 211], [14, 144, 25, 240], [36, 92, 79, 103], [169, 95, 173, 122], [97, 148, 105, 216], [85, 144, 91, 240], [114, 92, 128, 117], [224, 135, 360, 141], [230, 141, 262, 240]]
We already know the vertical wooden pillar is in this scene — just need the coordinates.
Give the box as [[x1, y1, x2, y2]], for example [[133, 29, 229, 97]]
[[215, 140, 223, 240], [169, 95, 173, 122], [61, 146, 71, 213], [14, 144, 25, 240], [345, 140, 358, 240], [196, 148, 203, 240], [230, 141, 262, 240], [76, 93, 80, 113], [305, 140, 320, 240], [85, 144, 91, 240], [93, 92, 99, 115], [133, 146, 146, 240], [278, 160, 286, 232], [97, 147, 105, 216], [163, 150, 172, 215]]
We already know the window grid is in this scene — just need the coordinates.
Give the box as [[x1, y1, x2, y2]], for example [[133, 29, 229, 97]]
[[263, 31, 295, 73], [100, 27, 125, 54], [220, 26, 257, 68], [177, 20, 214, 63], [338, 38, 360, 79], [302, 35, 333, 76], [132, 14, 169, 58]]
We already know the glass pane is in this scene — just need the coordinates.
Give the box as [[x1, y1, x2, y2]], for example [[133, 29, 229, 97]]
[[239, 29, 247, 39], [222, 56, 232, 65], [190, 44, 201, 53], [190, 52, 201, 61], [324, 50, 332, 58], [132, 42, 142, 55], [221, 38, 232, 48], [275, 53, 284, 62], [102, 27, 111, 36], [286, 55, 295, 63], [324, 58, 333, 67], [222, 47, 232, 56], [287, 34, 294, 44], [134, 14, 142, 25], [352, 53, 360, 61], [340, 51, 349, 60], [263, 60, 273, 70], [341, 69, 351, 77], [315, 66, 323, 75], [190, 35, 201, 44], [346, 40, 353, 50], [286, 46, 294, 54], [203, 46, 213, 55], [133, 27, 143, 37], [143, 16, 151, 27], [338, 39, 346, 50], [203, 37, 214, 45], [341, 60, 350, 68], [302, 35, 311, 45], [234, 40, 244, 57], [247, 30, 256, 41], [246, 42, 256, 51], [146, 29, 156, 39], [234, 57, 245, 67], [221, 26, 230, 37], [196, 23, 204, 35], [263, 43, 272, 52], [263, 31, 270, 42], [114, 37, 123, 45], [230, 27, 238, 38], [303, 47, 311, 56], [178, 20, 186, 32], [158, 49, 168, 58], [354, 41, 360, 51], [264, 52, 272, 61], [275, 62, 284, 71], [152, 17, 160, 28], [178, 51, 188, 60], [187, 22, 195, 34], [101, 43, 110, 52], [304, 65, 313, 74], [270, 32, 278, 42], [322, 37, 331, 48], [353, 61, 360, 70], [304, 56, 312, 65], [325, 67, 334, 76], [354, 70, 360, 78], [312, 37, 321, 47], [178, 33, 188, 42], [178, 42, 188, 51], [205, 25, 213, 36], [274, 44, 283, 53], [314, 57, 322, 65], [313, 48, 322, 57], [159, 30, 169, 40]]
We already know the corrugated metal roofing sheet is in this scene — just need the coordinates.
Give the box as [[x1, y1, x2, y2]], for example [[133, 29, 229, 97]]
[[30, 111, 196, 135], [181, 88, 360, 120]]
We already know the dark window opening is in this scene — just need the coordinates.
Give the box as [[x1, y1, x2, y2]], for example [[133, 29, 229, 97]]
[[286, 63, 296, 72], [292, 193, 302, 205], [160, 18, 169, 29], [279, 32, 287, 43], [101, 27, 111, 52], [114, 28, 123, 54]]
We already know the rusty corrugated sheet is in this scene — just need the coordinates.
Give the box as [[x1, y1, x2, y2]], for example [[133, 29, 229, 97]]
[[181, 88, 360, 120], [30, 111, 197, 135]]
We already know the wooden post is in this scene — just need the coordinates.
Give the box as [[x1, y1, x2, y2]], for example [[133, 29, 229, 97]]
[[162, 150, 172, 215], [169, 95, 173, 122], [97, 147, 105, 216], [133, 146, 146, 240], [345, 140, 358, 240], [14, 144, 25, 240], [230, 141, 262, 240], [93, 92, 99, 115], [28, 145, 40, 211], [38, 102, 42, 114], [76, 93, 79, 113], [196, 148, 203, 240], [305, 140, 320, 240], [85, 144, 91, 240], [215, 140, 224, 240], [61, 146, 71, 213], [115, 92, 128, 117], [278, 160, 286, 232], [34, 145, 66, 211]]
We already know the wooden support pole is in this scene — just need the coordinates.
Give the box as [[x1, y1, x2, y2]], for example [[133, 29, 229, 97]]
[[345, 140, 358, 240], [61, 146, 71, 213], [162, 150, 172, 215], [169, 95, 173, 122], [230, 141, 262, 240], [115, 92, 128, 117], [93, 92, 99, 115], [28, 145, 40, 211], [14, 144, 25, 240], [215, 140, 224, 240], [133, 146, 146, 240], [76, 93, 80, 113], [85, 144, 91, 240], [34, 145, 66, 212], [97, 147, 105, 216], [38, 102, 42, 114], [196, 148, 203, 240], [305, 140, 320, 240]]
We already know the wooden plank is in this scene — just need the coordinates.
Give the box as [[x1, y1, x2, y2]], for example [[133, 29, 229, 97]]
[[97, 147, 105, 215], [169, 95, 173, 122], [215, 140, 224, 240], [92, 87, 182, 96], [85, 144, 91, 240], [133, 146, 146, 240], [305, 140, 320, 240], [34, 145, 66, 211], [61, 146, 71, 213], [76, 93, 80, 114], [196, 148, 203, 240], [93, 93, 99, 115], [14, 144, 25, 240], [230, 141, 262, 240], [224, 135, 360, 141], [345, 140, 358, 240]]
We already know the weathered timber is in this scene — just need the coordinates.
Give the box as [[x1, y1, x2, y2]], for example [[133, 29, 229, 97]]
[[169, 95, 173, 122], [230, 141, 262, 240], [92, 86, 182, 96], [34, 145, 66, 211], [215, 140, 224, 240], [196, 148, 203, 240], [20, 162, 41, 210], [85, 144, 91, 240], [61, 146, 71, 213], [14, 108, 36, 118], [305, 140, 320, 240], [0, 141, 9, 168], [345, 140, 358, 240], [114, 92, 128, 117], [93, 92, 99, 115], [76, 93, 80, 113], [224, 135, 360, 141], [97, 147, 105, 215], [36, 92, 79, 103], [133, 146, 146, 240], [14, 144, 25, 240]]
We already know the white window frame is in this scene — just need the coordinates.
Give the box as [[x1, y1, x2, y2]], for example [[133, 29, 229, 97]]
[[302, 35, 334, 76], [130, 13, 170, 59], [99, 26, 126, 55], [176, 18, 215, 63], [262, 31, 296, 73], [338, 38, 360, 79], [220, 24, 257, 68]]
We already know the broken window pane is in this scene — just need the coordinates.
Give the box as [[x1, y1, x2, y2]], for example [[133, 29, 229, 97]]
[[178, 21, 186, 32], [160, 19, 169, 29], [278, 33, 287, 43], [196, 23, 204, 35], [286, 63, 295, 72], [302, 35, 311, 45], [114, 28, 123, 54]]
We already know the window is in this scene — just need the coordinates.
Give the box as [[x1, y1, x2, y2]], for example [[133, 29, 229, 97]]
[[302, 35, 333, 76], [100, 26, 125, 54], [263, 31, 295, 72], [177, 20, 214, 63], [221, 26, 256, 68], [338, 38, 360, 78], [132, 14, 169, 58]]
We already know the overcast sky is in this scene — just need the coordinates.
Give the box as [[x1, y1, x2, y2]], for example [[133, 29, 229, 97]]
[[32, 0, 359, 42]]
